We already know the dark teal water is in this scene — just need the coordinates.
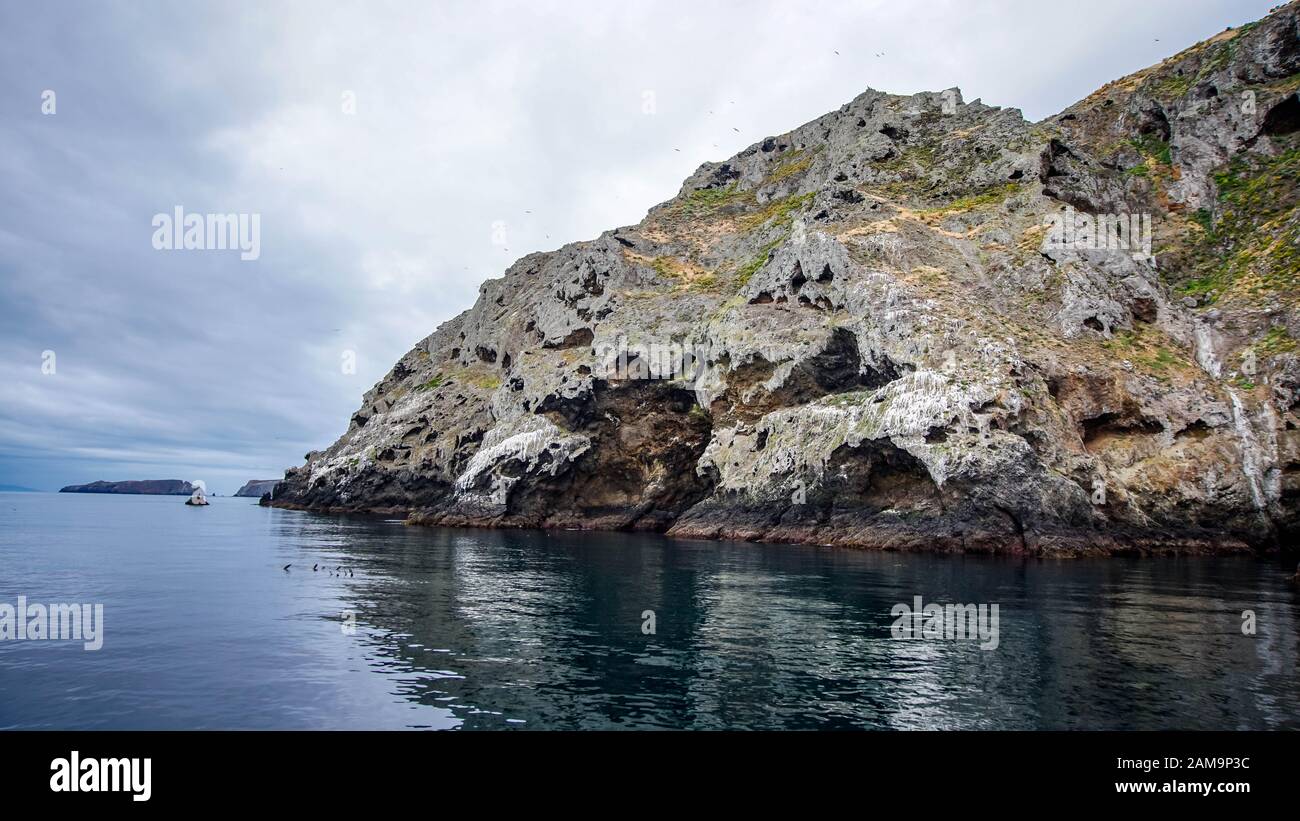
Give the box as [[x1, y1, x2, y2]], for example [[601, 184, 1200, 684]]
[[0, 491, 1297, 729]]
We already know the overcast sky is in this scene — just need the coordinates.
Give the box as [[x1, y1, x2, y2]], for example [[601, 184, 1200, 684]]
[[0, 0, 1277, 493]]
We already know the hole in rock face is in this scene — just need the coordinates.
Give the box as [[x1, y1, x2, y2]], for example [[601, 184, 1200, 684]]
[[1138, 105, 1171, 142], [924, 426, 949, 444], [816, 264, 834, 283], [706, 163, 741, 187], [710, 330, 911, 426], [1130, 297, 1157, 323], [816, 439, 942, 514], [1080, 412, 1164, 448], [544, 327, 594, 350], [476, 346, 497, 363], [790, 262, 807, 292], [1262, 93, 1300, 136], [879, 124, 906, 141], [1083, 316, 1106, 333], [1008, 169, 1024, 180], [1175, 419, 1211, 440], [802, 328, 904, 393], [834, 189, 864, 204], [755, 429, 769, 451], [1040, 139, 1075, 181], [501, 353, 512, 370]]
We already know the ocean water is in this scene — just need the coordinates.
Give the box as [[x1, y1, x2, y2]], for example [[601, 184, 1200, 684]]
[[0, 491, 1296, 730]]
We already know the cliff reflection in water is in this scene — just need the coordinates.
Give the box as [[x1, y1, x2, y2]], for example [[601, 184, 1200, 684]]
[[271, 512, 1300, 730]]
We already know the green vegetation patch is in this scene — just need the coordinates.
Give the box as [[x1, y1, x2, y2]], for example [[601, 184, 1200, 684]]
[[465, 372, 501, 390], [1256, 325, 1297, 357], [1175, 137, 1300, 305], [917, 181, 1023, 216], [670, 183, 748, 219], [738, 191, 815, 231], [650, 255, 721, 291], [1100, 329, 1190, 382], [764, 147, 820, 185], [735, 236, 787, 285], [415, 373, 444, 391], [1130, 132, 1172, 166]]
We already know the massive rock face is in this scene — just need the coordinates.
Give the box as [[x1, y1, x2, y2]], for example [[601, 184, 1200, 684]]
[[273, 4, 1300, 556]]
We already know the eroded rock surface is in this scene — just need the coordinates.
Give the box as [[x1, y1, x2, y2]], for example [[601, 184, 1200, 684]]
[[273, 4, 1300, 555]]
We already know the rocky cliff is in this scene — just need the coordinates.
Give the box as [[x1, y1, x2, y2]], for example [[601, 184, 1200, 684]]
[[273, 4, 1300, 556], [234, 479, 280, 498]]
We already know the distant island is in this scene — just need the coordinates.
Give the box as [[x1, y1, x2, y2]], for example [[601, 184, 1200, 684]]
[[233, 480, 280, 498], [59, 480, 195, 495], [0, 484, 41, 493]]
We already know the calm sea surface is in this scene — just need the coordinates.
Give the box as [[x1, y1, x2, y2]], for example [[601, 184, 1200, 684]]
[[0, 491, 1296, 729]]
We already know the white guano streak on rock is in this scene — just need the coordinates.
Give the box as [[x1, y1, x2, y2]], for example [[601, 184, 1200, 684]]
[[454, 418, 588, 493], [1194, 324, 1222, 378], [1228, 389, 1267, 513]]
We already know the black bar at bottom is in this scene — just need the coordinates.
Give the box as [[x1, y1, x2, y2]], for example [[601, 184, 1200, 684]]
[[2, 730, 1286, 808]]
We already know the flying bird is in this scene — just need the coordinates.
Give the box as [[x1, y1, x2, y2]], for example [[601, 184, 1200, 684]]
[[283, 564, 291, 572]]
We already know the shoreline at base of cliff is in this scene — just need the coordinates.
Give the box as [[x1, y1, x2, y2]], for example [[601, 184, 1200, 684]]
[[267, 497, 1270, 557]]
